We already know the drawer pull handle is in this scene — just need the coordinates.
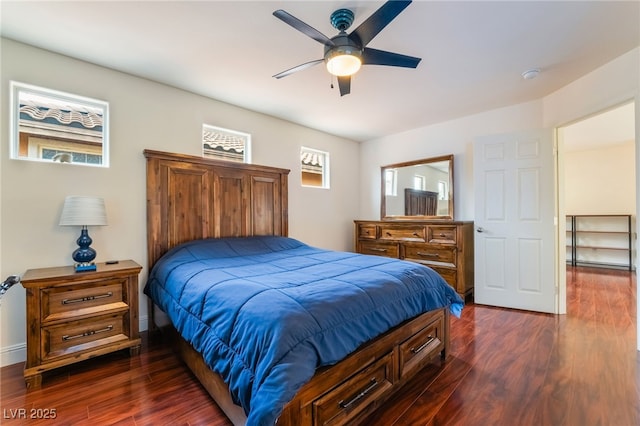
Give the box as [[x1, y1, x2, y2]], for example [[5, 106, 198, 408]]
[[62, 325, 113, 341], [62, 292, 113, 305], [417, 252, 439, 258], [370, 248, 387, 253], [413, 232, 420, 237], [338, 378, 379, 410], [385, 232, 392, 236], [411, 335, 436, 354], [439, 233, 447, 237]]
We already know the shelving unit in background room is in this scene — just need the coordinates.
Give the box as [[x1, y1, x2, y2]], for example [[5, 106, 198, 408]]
[[566, 215, 575, 266], [566, 215, 634, 271]]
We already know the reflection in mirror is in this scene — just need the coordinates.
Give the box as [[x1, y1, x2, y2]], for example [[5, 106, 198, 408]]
[[10, 81, 109, 167], [381, 155, 453, 220]]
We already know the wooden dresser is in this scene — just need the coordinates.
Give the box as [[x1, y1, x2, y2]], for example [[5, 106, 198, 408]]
[[354, 220, 474, 299], [20, 260, 142, 389]]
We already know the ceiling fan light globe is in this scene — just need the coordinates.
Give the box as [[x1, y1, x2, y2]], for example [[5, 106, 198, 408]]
[[326, 52, 362, 77]]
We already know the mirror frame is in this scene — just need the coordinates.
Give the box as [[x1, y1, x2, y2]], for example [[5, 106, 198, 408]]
[[381, 154, 454, 221]]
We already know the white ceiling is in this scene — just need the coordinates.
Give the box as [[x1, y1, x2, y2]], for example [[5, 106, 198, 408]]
[[1, 1, 639, 142]]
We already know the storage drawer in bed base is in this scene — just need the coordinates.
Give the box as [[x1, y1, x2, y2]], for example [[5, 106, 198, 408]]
[[162, 307, 450, 426]]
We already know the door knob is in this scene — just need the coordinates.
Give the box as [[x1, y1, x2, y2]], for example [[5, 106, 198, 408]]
[[477, 227, 485, 233]]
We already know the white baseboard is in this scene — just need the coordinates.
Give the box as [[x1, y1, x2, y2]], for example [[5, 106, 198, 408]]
[[0, 342, 26, 368], [0, 315, 149, 368], [139, 314, 148, 332]]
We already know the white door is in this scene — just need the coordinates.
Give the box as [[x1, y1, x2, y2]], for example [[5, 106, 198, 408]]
[[474, 129, 558, 313]]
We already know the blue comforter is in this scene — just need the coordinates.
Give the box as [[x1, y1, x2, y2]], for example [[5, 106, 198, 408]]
[[144, 236, 463, 425]]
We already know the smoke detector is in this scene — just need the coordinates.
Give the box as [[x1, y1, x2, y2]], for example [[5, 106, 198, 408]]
[[522, 69, 540, 80]]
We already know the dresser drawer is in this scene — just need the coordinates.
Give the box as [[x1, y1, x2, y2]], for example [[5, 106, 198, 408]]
[[399, 316, 444, 379], [379, 225, 425, 242], [429, 266, 457, 289], [42, 312, 128, 361], [313, 352, 394, 426], [427, 226, 457, 244], [358, 241, 399, 258], [357, 224, 377, 240], [41, 279, 128, 323], [403, 245, 456, 266]]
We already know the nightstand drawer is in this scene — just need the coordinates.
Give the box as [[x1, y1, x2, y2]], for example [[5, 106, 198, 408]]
[[42, 312, 128, 361], [42, 279, 128, 323]]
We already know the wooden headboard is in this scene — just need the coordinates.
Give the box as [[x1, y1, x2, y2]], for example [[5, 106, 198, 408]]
[[144, 150, 290, 270], [404, 188, 438, 216]]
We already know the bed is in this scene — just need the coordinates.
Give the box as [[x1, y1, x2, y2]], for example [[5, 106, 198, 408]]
[[144, 150, 464, 426]]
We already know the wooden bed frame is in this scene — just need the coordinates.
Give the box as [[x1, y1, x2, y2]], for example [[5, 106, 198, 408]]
[[144, 150, 451, 425]]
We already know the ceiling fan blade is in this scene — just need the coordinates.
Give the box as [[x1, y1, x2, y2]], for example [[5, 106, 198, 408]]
[[273, 59, 323, 79], [362, 47, 421, 68], [273, 10, 335, 47], [349, 0, 412, 47], [337, 76, 351, 96]]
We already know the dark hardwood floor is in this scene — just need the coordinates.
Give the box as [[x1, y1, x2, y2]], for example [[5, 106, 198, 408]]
[[1, 266, 637, 425]]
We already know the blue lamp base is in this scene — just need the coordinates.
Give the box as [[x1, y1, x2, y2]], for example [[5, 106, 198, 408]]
[[72, 227, 98, 272]]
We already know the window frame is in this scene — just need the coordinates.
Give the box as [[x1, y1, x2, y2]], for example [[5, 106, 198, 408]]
[[438, 180, 448, 200], [300, 146, 330, 189], [202, 124, 251, 164], [385, 168, 397, 196], [9, 81, 109, 167]]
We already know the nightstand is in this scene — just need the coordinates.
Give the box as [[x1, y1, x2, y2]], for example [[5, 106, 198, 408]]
[[20, 260, 142, 389]]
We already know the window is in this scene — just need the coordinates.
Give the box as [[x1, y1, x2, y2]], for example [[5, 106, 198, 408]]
[[385, 168, 397, 196], [438, 180, 448, 200], [202, 124, 251, 163], [413, 174, 425, 190], [10, 81, 109, 167], [301, 147, 330, 188]]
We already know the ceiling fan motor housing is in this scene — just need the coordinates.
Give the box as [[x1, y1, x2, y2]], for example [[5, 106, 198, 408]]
[[324, 33, 362, 62], [330, 8, 355, 32]]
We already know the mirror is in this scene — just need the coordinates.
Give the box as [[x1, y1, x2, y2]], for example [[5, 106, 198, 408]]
[[381, 154, 453, 220], [10, 81, 109, 167]]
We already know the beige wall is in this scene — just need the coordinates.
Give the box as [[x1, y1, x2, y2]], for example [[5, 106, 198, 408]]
[[0, 39, 361, 366], [564, 141, 636, 215]]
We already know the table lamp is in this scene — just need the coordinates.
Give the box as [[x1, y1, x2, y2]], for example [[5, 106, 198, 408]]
[[59, 196, 107, 272]]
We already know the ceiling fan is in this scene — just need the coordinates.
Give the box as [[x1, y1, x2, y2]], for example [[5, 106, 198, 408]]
[[272, 0, 421, 96]]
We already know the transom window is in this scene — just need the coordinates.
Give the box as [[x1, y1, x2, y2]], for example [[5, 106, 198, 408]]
[[202, 124, 251, 163], [301, 147, 330, 189], [10, 81, 109, 167]]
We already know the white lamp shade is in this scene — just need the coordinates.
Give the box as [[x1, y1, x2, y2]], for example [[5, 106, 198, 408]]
[[59, 196, 108, 226]]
